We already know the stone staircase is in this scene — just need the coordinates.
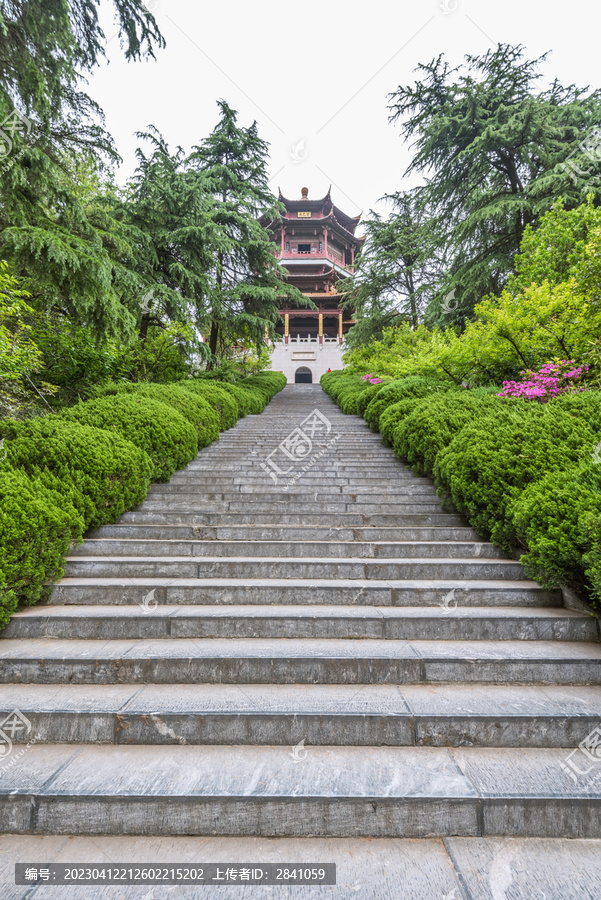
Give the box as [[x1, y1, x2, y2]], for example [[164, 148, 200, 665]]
[[1, 384, 601, 849]]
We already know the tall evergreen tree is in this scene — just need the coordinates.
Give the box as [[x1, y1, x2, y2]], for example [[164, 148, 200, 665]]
[[189, 101, 301, 361], [122, 127, 216, 343], [0, 1, 163, 125], [340, 188, 441, 345], [0, 1, 165, 337], [388, 43, 601, 323]]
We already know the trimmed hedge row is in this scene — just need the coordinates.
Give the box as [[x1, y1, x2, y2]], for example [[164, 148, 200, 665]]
[[321, 369, 601, 607], [0, 371, 286, 627]]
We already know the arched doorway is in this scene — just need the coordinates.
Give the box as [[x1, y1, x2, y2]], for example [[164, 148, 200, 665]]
[[295, 366, 313, 384]]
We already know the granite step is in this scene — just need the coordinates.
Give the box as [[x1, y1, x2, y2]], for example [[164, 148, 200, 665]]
[[48, 578, 562, 608], [144, 486, 441, 499], [1, 683, 600, 748], [4, 605, 594, 642], [70, 539, 506, 559], [3, 834, 601, 900], [86, 524, 483, 542], [135, 501, 448, 514], [0, 637, 598, 684], [1, 744, 599, 837], [62, 556, 529, 581], [117, 511, 470, 526]]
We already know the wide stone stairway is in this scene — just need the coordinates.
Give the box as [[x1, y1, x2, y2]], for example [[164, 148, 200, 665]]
[[1, 384, 601, 897]]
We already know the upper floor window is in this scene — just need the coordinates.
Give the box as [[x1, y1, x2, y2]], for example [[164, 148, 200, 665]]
[[298, 243, 311, 253]]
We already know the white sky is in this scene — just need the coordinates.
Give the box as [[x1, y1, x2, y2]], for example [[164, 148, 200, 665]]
[[90, 0, 600, 220]]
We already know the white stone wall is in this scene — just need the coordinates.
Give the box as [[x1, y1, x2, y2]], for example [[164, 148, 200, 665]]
[[270, 338, 345, 384]]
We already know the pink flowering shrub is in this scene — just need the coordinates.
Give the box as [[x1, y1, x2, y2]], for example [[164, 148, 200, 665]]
[[498, 361, 589, 402], [360, 373, 383, 384]]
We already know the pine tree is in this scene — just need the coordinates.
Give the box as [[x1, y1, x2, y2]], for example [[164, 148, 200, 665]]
[[0, 1, 163, 125], [340, 188, 440, 345], [188, 100, 302, 362], [123, 127, 216, 345], [388, 43, 601, 322]]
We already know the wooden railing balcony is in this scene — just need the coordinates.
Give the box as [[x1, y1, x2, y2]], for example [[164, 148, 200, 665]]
[[278, 248, 353, 271]]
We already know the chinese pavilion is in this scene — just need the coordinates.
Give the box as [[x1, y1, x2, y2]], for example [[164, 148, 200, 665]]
[[264, 187, 364, 383]]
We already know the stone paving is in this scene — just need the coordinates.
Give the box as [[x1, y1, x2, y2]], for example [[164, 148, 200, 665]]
[[0, 384, 600, 898]]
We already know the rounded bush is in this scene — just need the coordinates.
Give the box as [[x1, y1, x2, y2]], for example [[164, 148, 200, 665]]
[[392, 392, 508, 476], [434, 404, 593, 548], [379, 398, 427, 447], [355, 379, 392, 416], [180, 381, 239, 430], [0, 466, 82, 623], [218, 383, 263, 416], [240, 372, 287, 403], [511, 462, 601, 602], [0, 417, 153, 529], [552, 391, 601, 433], [364, 376, 455, 432], [61, 394, 198, 482]]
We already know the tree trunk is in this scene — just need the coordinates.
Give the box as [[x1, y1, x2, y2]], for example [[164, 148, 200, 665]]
[[208, 319, 219, 357], [139, 313, 150, 344]]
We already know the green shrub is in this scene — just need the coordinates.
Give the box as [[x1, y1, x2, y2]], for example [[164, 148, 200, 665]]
[[364, 376, 455, 432], [180, 380, 239, 430], [379, 398, 428, 447], [96, 382, 220, 449], [511, 462, 601, 601], [61, 394, 198, 482], [355, 379, 392, 416], [240, 372, 287, 403], [321, 371, 363, 407], [434, 404, 594, 548], [0, 417, 153, 530], [392, 392, 506, 476], [552, 391, 601, 433], [219, 383, 263, 416], [0, 466, 82, 624]]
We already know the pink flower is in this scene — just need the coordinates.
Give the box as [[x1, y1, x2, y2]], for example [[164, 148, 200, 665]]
[[497, 359, 588, 403]]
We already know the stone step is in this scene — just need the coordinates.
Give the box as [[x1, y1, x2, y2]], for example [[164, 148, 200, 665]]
[[1, 744, 599, 837], [184, 465, 414, 473], [136, 500, 447, 514], [3, 834, 601, 899], [63, 556, 528, 581], [87, 523, 483, 542], [1, 683, 600, 748], [1, 637, 598, 684], [167, 475, 428, 486], [4, 605, 595, 642], [49, 578, 562, 607], [3, 381, 598, 849], [144, 486, 440, 500], [71, 539, 505, 559], [117, 511, 470, 526]]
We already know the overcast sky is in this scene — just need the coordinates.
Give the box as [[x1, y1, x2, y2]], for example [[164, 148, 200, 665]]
[[90, 0, 599, 221]]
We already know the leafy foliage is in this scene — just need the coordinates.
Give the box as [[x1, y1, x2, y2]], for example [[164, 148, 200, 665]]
[[189, 101, 303, 361], [61, 393, 198, 482], [345, 200, 601, 388], [0, 466, 81, 625], [0, 416, 152, 529], [322, 368, 601, 607], [388, 43, 601, 323]]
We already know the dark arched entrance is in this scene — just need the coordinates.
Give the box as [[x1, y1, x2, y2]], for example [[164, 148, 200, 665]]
[[295, 366, 313, 384]]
